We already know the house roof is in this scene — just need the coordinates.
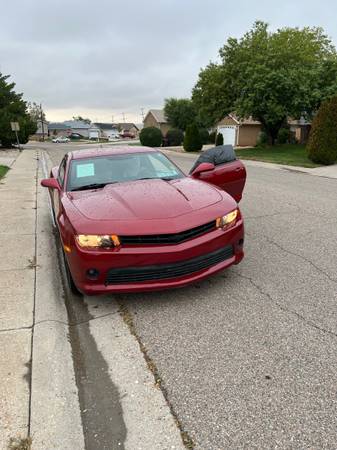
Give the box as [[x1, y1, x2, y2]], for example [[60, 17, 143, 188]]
[[113, 123, 139, 131], [64, 120, 91, 129], [146, 109, 167, 124], [48, 122, 70, 130], [93, 123, 118, 130], [229, 114, 261, 125]]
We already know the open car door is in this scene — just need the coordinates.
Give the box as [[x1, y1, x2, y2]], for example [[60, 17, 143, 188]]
[[189, 146, 246, 202]]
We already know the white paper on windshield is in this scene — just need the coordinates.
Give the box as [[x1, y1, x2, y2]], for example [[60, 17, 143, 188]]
[[76, 163, 95, 178]]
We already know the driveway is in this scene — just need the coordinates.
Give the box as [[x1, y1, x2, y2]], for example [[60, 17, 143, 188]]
[[30, 142, 337, 449]]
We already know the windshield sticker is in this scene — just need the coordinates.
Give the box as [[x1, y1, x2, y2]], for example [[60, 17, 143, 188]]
[[76, 163, 95, 178]]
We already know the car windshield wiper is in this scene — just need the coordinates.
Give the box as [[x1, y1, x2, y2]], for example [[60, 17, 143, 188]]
[[71, 182, 117, 192], [136, 176, 177, 181]]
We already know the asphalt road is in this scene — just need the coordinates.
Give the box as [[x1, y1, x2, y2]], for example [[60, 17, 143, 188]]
[[32, 142, 337, 449]]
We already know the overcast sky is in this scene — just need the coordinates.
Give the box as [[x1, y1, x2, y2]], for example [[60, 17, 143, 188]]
[[1, 0, 336, 123]]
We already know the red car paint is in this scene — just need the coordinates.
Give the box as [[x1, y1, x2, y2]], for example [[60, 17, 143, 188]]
[[42, 146, 246, 295]]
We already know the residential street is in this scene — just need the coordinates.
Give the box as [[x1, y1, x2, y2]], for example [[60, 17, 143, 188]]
[[18, 142, 336, 449]]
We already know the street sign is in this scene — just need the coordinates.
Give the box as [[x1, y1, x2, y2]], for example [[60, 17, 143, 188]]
[[10, 122, 21, 150], [10, 122, 20, 131]]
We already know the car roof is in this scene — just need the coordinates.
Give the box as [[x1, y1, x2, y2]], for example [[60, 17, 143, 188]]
[[69, 146, 158, 160]]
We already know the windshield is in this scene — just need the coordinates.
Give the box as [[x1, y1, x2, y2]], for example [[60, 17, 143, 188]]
[[67, 152, 184, 191]]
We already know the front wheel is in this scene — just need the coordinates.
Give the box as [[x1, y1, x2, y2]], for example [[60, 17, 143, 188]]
[[63, 251, 81, 296]]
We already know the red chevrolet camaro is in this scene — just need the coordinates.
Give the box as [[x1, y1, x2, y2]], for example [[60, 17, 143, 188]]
[[41, 146, 246, 295]]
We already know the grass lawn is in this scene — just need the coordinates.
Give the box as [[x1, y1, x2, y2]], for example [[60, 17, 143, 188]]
[[235, 144, 320, 168], [0, 165, 9, 179]]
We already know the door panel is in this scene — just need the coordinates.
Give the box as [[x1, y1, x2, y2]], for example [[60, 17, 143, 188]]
[[198, 160, 246, 202]]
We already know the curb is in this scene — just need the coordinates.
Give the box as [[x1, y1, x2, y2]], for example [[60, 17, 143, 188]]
[[162, 148, 337, 180], [0, 149, 84, 450]]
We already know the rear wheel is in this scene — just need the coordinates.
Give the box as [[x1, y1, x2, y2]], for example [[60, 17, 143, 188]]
[[63, 251, 81, 296]]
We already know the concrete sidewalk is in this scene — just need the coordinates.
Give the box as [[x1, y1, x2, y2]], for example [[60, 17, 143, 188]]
[[0, 150, 83, 449], [0, 150, 37, 448]]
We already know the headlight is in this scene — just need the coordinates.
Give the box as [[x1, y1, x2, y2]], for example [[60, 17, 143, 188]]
[[216, 209, 239, 229], [76, 234, 120, 248]]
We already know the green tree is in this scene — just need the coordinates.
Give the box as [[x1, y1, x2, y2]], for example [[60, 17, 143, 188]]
[[166, 128, 184, 146], [183, 123, 202, 152], [28, 102, 46, 122], [199, 128, 209, 145], [307, 97, 337, 164], [192, 21, 337, 144], [215, 132, 224, 146], [0, 73, 37, 147], [140, 126, 162, 147], [72, 115, 91, 124], [164, 98, 197, 131]]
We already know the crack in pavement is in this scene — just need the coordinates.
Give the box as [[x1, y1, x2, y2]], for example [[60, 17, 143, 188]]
[[0, 311, 120, 334], [233, 271, 337, 339], [247, 231, 337, 284]]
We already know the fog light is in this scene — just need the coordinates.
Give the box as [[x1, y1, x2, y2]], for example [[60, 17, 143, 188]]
[[86, 268, 99, 280]]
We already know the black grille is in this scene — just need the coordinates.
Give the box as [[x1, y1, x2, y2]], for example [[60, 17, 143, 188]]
[[105, 245, 233, 284], [120, 220, 216, 245]]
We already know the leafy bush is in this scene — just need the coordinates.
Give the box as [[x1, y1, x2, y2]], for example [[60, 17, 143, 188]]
[[277, 127, 291, 144], [307, 97, 337, 165], [199, 128, 209, 145], [215, 132, 223, 146], [183, 123, 203, 152], [209, 131, 216, 144], [166, 128, 184, 146], [139, 127, 163, 147], [257, 131, 268, 146]]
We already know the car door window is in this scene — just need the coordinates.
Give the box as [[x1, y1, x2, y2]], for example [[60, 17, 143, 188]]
[[57, 157, 67, 187]]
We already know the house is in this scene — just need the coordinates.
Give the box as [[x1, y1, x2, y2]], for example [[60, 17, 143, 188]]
[[217, 114, 312, 146], [115, 123, 139, 137], [108, 123, 140, 137], [63, 120, 91, 138], [92, 123, 120, 139], [143, 109, 170, 136], [217, 114, 262, 147], [88, 124, 102, 140], [48, 122, 72, 137]]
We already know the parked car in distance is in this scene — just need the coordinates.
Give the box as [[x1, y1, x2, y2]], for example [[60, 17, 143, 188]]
[[108, 133, 120, 141], [41, 146, 246, 295], [120, 131, 135, 139], [52, 136, 70, 143], [69, 133, 83, 140]]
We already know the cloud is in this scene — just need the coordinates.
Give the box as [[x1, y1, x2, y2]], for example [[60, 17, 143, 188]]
[[1, 0, 336, 122]]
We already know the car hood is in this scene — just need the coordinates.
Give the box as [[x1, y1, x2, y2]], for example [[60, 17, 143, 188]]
[[68, 177, 223, 221]]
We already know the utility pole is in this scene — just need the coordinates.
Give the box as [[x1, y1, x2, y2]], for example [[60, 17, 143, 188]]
[[141, 108, 145, 122], [111, 115, 114, 124], [40, 103, 45, 141], [122, 113, 126, 123]]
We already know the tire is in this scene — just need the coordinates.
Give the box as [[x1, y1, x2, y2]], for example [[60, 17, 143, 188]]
[[63, 251, 81, 296]]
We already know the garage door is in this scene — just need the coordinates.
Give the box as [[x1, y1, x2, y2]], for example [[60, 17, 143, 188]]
[[218, 126, 237, 146], [89, 130, 99, 139]]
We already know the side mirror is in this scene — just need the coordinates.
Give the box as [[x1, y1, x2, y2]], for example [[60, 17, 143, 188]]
[[191, 162, 215, 177], [41, 178, 60, 190]]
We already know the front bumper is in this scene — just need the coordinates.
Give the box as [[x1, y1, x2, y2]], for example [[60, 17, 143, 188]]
[[66, 219, 244, 295]]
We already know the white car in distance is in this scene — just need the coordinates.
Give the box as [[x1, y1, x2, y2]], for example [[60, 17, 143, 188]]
[[52, 136, 70, 143], [108, 133, 120, 141]]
